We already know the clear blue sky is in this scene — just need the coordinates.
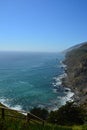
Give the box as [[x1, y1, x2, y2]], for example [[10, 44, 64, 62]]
[[0, 0, 87, 52]]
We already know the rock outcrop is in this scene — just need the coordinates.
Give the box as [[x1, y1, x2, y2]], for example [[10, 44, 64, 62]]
[[63, 42, 87, 110]]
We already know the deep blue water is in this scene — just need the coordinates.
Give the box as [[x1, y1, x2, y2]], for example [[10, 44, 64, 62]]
[[0, 52, 73, 111]]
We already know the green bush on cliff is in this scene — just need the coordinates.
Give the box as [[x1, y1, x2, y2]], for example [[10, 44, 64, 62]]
[[48, 102, 85, 125], [30, 107, 49, 120]]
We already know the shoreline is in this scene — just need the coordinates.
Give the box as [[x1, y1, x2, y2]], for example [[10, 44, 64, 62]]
[[61, 43, 87, 110], [0, 100, 27, 115], [60, 60, 75, 101], [61, 60, 79, 103], [52, 59, 75, 111]]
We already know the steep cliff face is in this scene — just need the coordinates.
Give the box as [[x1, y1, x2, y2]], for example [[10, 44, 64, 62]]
[[64, 42, 87, 109]]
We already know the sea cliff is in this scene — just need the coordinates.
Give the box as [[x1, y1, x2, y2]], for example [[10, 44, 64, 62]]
[[63, 42, 87, 110]]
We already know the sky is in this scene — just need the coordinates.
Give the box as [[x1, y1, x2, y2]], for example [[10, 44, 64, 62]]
[[0, 0, 87, 52]]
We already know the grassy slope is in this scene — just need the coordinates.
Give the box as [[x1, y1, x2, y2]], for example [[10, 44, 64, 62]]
[[0, 103, 87, 130], [0, 116, 87, 130]]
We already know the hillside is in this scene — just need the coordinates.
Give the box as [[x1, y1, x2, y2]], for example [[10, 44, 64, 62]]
[[63, 42, 87, 110], [0, 103, 86, 130]]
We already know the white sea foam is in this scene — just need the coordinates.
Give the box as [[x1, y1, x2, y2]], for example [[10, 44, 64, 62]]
[[38, 104, 45, 109], [0, 97, 24, 113], [59, 73, 67, 79], [60, 61, 74, 103], [65, 87, 71, 91], [0, 97, 28, 115], [65, 91, 74, 101], [53, 73, 67, 87], [52, 59, 74, 110], [10, 105, 27, 115], [60, 60, 67, 68], [10, 105, 22, 111], [0, 98, 10, 108], [19, 81, 28, 84], [61, 64, 67, 68], [46, 90, 74, 112], [53, 77, 62, 86], [59, 91, 74, 105]]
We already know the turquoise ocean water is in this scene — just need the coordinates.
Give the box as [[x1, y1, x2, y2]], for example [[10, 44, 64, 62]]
[[0, 52, 73, 111]]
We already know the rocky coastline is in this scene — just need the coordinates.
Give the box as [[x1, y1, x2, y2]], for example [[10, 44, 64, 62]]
[[62, 42, 87, 110]]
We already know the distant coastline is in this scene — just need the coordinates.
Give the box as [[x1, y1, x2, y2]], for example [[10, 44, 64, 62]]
[[60, 59, 75, 101]]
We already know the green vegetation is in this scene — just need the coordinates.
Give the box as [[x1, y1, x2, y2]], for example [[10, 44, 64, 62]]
[[0, 102, 87, 130], [30, 107, 49, 120], [0, 117, 87, 130], [48, 102, 86, 126], [29, 102, 86, 126]]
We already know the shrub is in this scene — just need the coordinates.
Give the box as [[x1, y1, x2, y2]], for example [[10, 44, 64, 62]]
[[48, 102, 85, 125], [30, 107, 49, 120]]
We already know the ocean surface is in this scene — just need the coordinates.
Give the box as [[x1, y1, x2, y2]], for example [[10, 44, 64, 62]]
[[0, 52, 74, 112]]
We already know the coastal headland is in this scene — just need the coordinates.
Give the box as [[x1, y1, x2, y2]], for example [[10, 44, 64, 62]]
[[62, 42, 87, 110]]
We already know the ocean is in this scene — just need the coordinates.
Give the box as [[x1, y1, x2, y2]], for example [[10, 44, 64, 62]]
[[0, 52, 74, 112]]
